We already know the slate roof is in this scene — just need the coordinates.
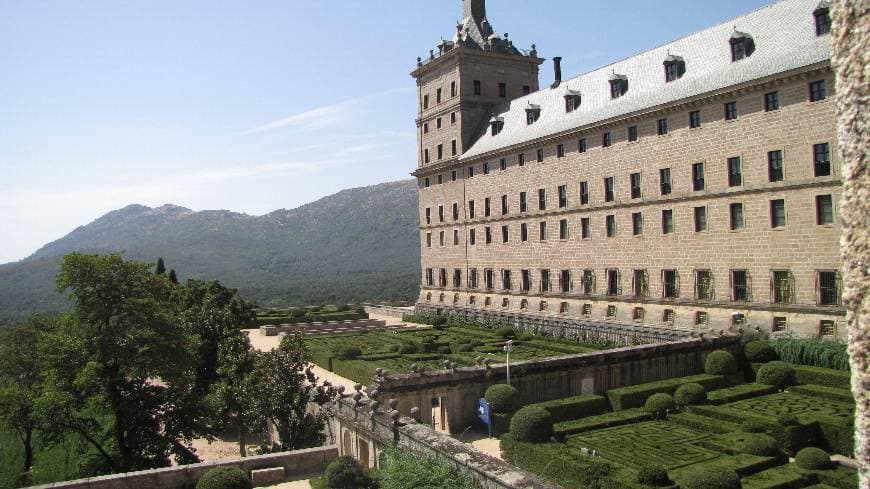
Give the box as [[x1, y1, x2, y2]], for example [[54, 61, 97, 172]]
[[461, 0, 832, 160]]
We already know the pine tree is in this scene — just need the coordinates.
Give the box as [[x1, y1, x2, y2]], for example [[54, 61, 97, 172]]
[[168, 269, 178, 284], [155, 257, 166, 275]]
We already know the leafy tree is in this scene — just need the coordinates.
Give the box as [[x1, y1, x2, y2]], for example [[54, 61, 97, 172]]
[[39, 253, 203, 472], [208, 332, 260, 457], [168, 269, 179, 285], [0, 315, 55, 485], [155, 257, 166, 275]]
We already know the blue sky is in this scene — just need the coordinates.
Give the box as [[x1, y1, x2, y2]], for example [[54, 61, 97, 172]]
[[0, 0, 772, 264]]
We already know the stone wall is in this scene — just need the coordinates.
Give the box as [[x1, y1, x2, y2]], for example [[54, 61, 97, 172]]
[[372, 334, 740, 434], [28, 446, 337, 489], [260, 319, 386, 336], [364, 305, 413, 319]]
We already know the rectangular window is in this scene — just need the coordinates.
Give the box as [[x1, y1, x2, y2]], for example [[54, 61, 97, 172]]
[[694, 206, 707, 232], [818, 271, 839, 305], [602, 132, 612, 148], [606, 215, 616, 237], [520, 223, 528, 242], [772, 317, 787, 332], [518, 153, 525, 167], [692, 162, 705, 191], [696, 270, 713, 300], [501, 195, 508, 215], [579, 181, 589, 205], [663, 270, 679, 299], [633, 269, 648, 298], [485, 226, 492, 244], [423, 122, 429, 134], [771, 199, 786, 228], [539, 221, 547, 241], [579, 138, 587, 153], [439, 231, 444, 246], [557, 144, 565, 158], [558, 185, 568, 208], [439, 268, 447, 288], [660, 168, 672, 195], [581, 217, 590, 239], [453, 229, 459, 245], [485, 269, 494, 290], [632, 212, 643, 236], [423, 94, 429, 109], [538, 189, 546, 210], [582, 270, 595, 295], [438, 205, 444, 222], [772, 270, 794, 304], [728, 156, 742, 187], [498, 82, 507, 98], [426, 232, 431, 247], [540, 270, 551, 293], [628, 125, 638, 142], [604, 177, 615, 202], [816, 8, 832, 36], [816, 194, 834, 225], [425, 207, 431, 224], [662, 209, 674, 234], [537, 148, 545, 162], [468, 166, 474, 178], [484, 198, 491, 217], [502, 269, 511, 290], [559, 219, 568, 240], [809, 80, 827, 102], [689, 110, 701, 129], [501, 225, 509, 243], [451, 170, 457, 181], [450, 81, 457, 97], [470, 269, 478, 288], [452, 203, 459, 221], [425, 268, 433, 286], [523, 85, 531, 95], [519, 192, 527, 213], [437, 117, 442, 130], [607, 269, 620, 296], [473, 80, 482, 95], [732, 270, 749, 301], [468, 200, 475, 219], [814, 143, 831, 177], [451, 269, 462, 288], [469, 228, 476, 245], [768, 150, 784, 182], [424, 149, 430, 163], [437, 174, 443, 185], [521, 270, 531, 292], [499, 158, 507, 171], [436, 88, 442, 104], [437, 144, 443, 160], [765, 91, 779, 112], [483, 162, 489, 174], [630, 173, 642, 199], [730, 202, 745, 230], [451, 140, 457, 156], [657, 118, 668, 135], [725, 101, 738, 121], [451, 112, 456, 124]]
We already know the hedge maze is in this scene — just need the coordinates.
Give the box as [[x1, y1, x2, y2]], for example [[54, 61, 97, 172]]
[[728, 393, 853, 421]]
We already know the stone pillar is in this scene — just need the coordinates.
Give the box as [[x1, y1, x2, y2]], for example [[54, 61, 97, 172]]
[[831, 2, 869, 486]]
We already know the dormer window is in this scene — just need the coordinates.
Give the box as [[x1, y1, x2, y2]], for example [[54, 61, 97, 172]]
[[609, 74, 628, 99], [565, 90, 582, 113], [814, 2, 831, 36], [490, 116, 504, 136], [526, 104, 541, 125], [663, 55, 686, 82], [730, 31, 755, 62]]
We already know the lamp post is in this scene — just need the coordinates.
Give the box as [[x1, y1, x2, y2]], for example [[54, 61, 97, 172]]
[[503, 340, 514, 386]]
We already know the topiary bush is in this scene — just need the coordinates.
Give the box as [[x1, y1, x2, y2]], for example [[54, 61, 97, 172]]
[[437, 345, 452, 354], [674, 383, 706, 407], [705, 350, 738, 376], [637, 465, 670, 486], [679, 466, 741, 489], [336, 346, 362, 360], [795, 447, 832, 470], [742, 420, 768, 433], [485, 384, 520, 413], [509, 406, 553, 443], [517, 333, 534, 341], [643, 393, 676, 417], [756, 361, 796, 387], [398, 343, 419, 355], [455, 343, 473, 353], [324, 456, 374, 489], [739, 433, 781, 457], [744, 340, 778, 363], [495, 326, 517, 339], [196, 467, 252, 489]]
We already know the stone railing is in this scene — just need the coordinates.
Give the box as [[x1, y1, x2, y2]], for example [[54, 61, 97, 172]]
[[260, 319, 387, 336], [28, 446, 337, 488], [364, 304, 414, 319]]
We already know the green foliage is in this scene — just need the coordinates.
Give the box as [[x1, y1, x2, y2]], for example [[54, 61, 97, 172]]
[[673, 383, 706, 407], [155, 257, 166, 275], [791, 365, 851, 388], [790, 384, 854, 404], [756, 361, 796, 387], [742, 420, 768, 433], [377, 448, 476, 489], [501, 433, 616, 489], [637, 465, 670, 486], [530, 395, 608, 424], [643, 393, 676, 417], [770, 335, 849, 371], [494, 326, 516, 339], [554, 409, 653, 436], [509, 406, 553, 442], [324, 456, 375, 489], [336, 346, 362, 360], [398, 344, 418, 354], [677, 465, 741, 489], [707, 384, 776, 405], [485, 384, 519, 414], [738, 433, 781, 457], [795, 447, 832, 470], [168, 269, 179, 284], [744, 341, 777, 363], [705, 350, 738, 376], [437, 345, 452, 354], [606, 374, 727, 411], [195, 467, 252, 489]]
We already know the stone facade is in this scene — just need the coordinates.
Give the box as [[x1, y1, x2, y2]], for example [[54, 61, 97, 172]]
[[413, 0, 846, 339]]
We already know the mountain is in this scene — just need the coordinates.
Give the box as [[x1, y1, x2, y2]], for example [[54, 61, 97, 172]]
[[0, 180, 421, 327]]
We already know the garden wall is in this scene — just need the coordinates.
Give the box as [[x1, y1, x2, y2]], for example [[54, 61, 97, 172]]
[[364, 304, 414, 318], [260, 319, 386, 336]]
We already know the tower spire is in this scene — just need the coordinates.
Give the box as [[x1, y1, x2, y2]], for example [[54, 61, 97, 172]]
[[463, 0, 486, 24]]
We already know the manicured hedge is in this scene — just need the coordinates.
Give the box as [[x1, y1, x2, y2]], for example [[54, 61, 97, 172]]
[[554, 408, 653, 436], [530, 394, 608, 423], [790, 384, 854, 404], [246, 311, 368, 327], [644, 393, 676, 417], [814, 416, 854, 457], [744, 340, 778, 363], [707, 383, 777, 405], [677, 465, 740, 489], [674, 383, 706, 407], [509, 406, 553, 442], [485, 384, 520, 414], [669, 412, 740, 434], [756, 361, 796, 387], [196, 467, 252, 489], [795, 447, 832, 470], [606, 374, 727, 411], [705, 350, 739, 376], [501, 434, 617, 489], [792, 365, 852, 388]]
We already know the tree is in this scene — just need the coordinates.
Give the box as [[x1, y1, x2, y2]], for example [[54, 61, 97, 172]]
[[208, 332, 260, 457], [0, 315, 55, 485], [39, 253, 203, 472], [168, 269, 179, 284], [155, 257, 166, 275]]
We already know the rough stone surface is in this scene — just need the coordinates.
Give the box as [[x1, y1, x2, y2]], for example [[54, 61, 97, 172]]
[[831, 1, 869, 487], [251, 467, 286, 486]]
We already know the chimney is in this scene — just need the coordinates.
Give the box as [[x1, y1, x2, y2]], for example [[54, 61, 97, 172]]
[[551, 57, 563, 89]]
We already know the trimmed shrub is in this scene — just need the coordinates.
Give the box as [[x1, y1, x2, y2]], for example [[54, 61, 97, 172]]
[[517, 333, 534, 341], [739, 433, 781, 457], [606, 374, 727, 411], [485, 384, 520, 414], [455, 343, 473, 353], [637, 465, 670, 486], [777, 414, 800, 427], [674, 383, 706, 407], [437, 345, 452, 354], [398, 343, 419, 354], [744, 340, 778, 363], [790, 384, 854, 404], [756, 361, 796, 387], [336, 346, 362, 360], [643, 393, 676, 417], [510, 406, 554, 442], [679, 466, 741, 489], [495, 326, 516, 339], [795, 447, 832, 470], [501, 433, 614, 489], [705, 350, 738, 376], [532, 395, 608, 424], [792, 364, 851, 388], [196, 467, 252, 489], [389, 344, 401, 352], [324, 456, 374, 489], [742, 420, 769, 433], [554, 409, 653, 437]]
